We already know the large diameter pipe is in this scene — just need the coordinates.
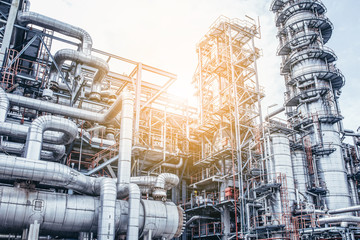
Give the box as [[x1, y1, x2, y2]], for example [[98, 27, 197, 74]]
[[0, 122, 74, 145], [0, 155, 99, 195], [328, 205, 360, 215], [318, 216, 360, 225], [153, 173, 180, 200], [265, 106, 285, 121], [7, 91, 128, 124], [127, 184, 141, 240], [98, 178, 116, 240], [24, 115, 77, 160], [0, 154, 180, 198], [0, 140, 65, 161], [50, 49, 109, 100], [161, 157, 183, 169], [17, 11, 92, 54], [0, 186, 183, 239], [0, 87, 9, 122], [112, 91, 139, 240], [117, 92, 134, 188]]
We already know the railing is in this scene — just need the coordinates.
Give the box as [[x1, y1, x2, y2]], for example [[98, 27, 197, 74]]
[[178, 189, 239, 210], [190, 165, 221, 185], [191, 222, 223, 238], [250, 213, 288, 229], [89, 142, 119, 168]]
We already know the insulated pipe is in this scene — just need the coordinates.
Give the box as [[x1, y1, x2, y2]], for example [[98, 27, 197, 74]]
[[98, 178, 116, 240], [0, 122, 72, 145], [0, 140, 65, 161], [127, 184, 141, 240], [0, 155, 99, 195], [113, 91, 139, 240], [50, 49, 109, 100], [17, 12, 92, 54], [0, 87, 9, 122], [116, 92, 134, 188], [318, 216, 360, 225], [264, 106, 285, 121], [153, 173, 180, 200], [0, 186, 183, 239], [328, 205, 360, 215], [7, 91, 128, 124], [0, 154, 179, 200], [24, 115, 77, 160], [161, 157, 184, 169]]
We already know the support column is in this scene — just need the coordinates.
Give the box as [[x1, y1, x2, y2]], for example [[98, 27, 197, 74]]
[[21, 229, 28, 240], [27, 220, 40, 240], [221, 206, 231, 240], [134, 63, 142, 145], [181, 180, 187, 240], [0, 0, 20, 66]]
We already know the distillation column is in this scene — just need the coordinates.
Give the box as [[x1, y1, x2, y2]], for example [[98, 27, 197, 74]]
[[271, 0, 350, 210]]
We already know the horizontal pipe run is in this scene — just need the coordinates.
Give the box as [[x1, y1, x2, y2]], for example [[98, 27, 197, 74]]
[[0, 155, 179, 198], [162, 157, 183, 169], [328, 205, 360, 215], [0, 122, 72, 145], [265, 106, 285, 121], [7, 91, 131, 124], [17, 11, 92, 54], [319, 216, 360, 225], [0, 155, 99, 195], [0, 186, 183, 239], [0, 140, 65, 161]]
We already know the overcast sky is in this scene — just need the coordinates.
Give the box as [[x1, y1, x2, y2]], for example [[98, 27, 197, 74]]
[[29, 0, 360, 131]]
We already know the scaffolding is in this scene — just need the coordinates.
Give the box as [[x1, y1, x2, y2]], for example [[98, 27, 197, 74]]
[[187, 15, 264, 238]]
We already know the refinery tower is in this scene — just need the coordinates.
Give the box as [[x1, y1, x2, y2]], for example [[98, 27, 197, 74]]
[[0, 0, 360, 240]]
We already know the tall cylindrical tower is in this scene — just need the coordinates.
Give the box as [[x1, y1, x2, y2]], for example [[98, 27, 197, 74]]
[[271, 0, 350, 210]]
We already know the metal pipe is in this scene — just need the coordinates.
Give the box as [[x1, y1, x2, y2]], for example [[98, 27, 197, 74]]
[[0, 140, 65, 161], [81, 129, 116, 148], [161, 157, 183, 169], [116, 91, 134, 188], [24, 115, 77, 160], [17, 11, 92, 54], [0, 155, 99, 195], [185, 216, 216, 226], [0, 87, 9, 122], [126, 184, 141, 240], [264, 106, 285, 121], [329, 205, 360, 215], [7, 91, 129, 124], [0, 186, 183, 239], [271, 0, 350, 210], [85, 155, 119, 176], [98, 178, 116, 240], [319, 216, 360, 225], [50, 49, 109, 100], [153, 173, 180, 200], [0, 121, 72, 145]]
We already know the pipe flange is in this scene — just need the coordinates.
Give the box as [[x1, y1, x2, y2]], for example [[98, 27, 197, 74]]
[[174, 205, 186, 238]]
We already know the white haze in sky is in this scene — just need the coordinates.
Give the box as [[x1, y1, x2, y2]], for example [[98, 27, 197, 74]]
[[29, 0, 360, 132]]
